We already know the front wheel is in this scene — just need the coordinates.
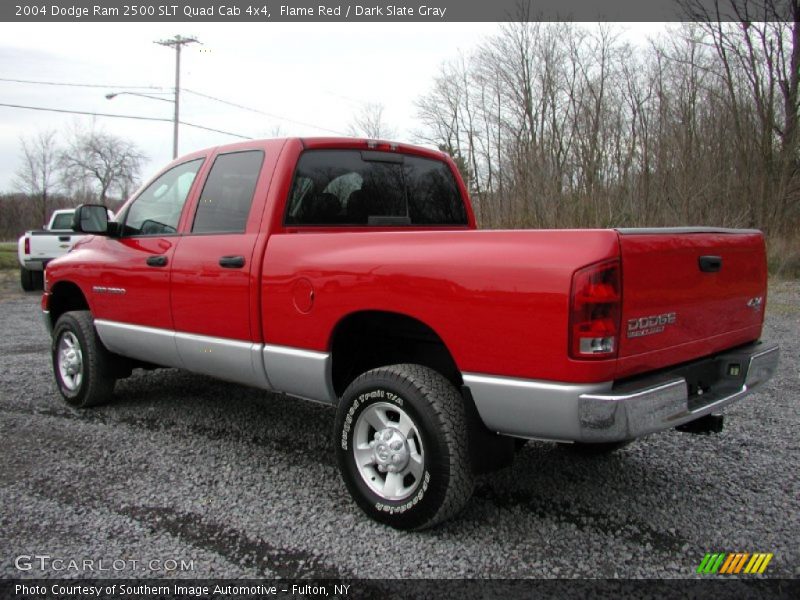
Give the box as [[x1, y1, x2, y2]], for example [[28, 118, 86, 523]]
[[52, 310, 115, 408], [334, 364, 473, 530]]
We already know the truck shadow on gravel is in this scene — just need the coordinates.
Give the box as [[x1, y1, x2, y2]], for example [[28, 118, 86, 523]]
[[470, 458, 692, 555]]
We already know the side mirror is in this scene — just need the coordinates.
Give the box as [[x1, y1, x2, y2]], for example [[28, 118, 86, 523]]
[[72, 204, 110, 235]]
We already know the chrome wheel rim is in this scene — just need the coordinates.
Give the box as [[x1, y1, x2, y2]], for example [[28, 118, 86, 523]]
[[353, 401, 425, 501], [57, 332, 83, 392]]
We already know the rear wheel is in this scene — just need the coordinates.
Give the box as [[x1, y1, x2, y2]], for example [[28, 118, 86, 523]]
[[334, 364, 473, 530], [20, 267, 35, 291], [52, 310, 115, 408]]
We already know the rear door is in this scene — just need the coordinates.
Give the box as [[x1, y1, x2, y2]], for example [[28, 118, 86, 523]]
[[169, 149, 268, 387], [616, 228, 767, 375]]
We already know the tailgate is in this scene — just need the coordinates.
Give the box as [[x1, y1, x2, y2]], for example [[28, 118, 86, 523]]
[[616, 228, 767, 375], [29, 230, 75, 259]]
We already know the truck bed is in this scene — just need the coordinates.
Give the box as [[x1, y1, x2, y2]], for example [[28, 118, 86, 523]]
[[261, 227, 767, 385]]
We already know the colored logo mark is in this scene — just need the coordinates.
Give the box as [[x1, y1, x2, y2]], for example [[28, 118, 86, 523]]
[[697, 553, 773, 574]]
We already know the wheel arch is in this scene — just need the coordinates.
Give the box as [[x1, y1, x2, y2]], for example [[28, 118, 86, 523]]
[[48, 281, 91, 330], [329, 310, 462, 398]]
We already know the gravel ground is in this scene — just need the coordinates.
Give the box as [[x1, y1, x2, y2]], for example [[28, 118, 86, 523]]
[[0, 277, 797, 581]]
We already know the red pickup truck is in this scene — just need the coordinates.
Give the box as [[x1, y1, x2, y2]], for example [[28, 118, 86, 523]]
[[42, 137, 779, 529]]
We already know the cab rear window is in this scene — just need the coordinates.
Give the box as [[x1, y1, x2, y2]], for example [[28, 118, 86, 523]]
[[50, 213, 74, 230], [285, 150, 467, 226]]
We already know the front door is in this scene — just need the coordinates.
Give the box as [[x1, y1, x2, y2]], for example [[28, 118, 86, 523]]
[[91, 157, 205, 367]]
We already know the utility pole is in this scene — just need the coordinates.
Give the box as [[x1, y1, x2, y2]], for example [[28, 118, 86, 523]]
[[155, 35, 199, 158]]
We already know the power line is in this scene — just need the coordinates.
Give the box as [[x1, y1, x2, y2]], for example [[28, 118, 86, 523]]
[[0, 76, 362, 113], [0, 76, 167, 91], [0, 102, 252, 140], [1, 74, 350, 136], [0, 101, 169, 122], [183, 88, 349, 136], [181, 120, 251, 140]]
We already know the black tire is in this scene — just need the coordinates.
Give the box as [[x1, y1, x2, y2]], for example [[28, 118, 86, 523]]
[[562, 440, 633, 455], [20, 267, 35, 291], [51, 310, 115, 408], [334, 364, 474, 530]]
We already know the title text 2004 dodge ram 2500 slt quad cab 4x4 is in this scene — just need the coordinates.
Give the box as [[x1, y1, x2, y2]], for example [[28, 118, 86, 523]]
[[42, 138, 779, 529]]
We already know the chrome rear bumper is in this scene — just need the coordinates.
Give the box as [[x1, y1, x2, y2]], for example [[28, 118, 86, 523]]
[[464, 342, 780, 443]]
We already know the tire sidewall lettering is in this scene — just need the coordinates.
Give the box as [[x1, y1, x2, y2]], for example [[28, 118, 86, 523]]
[[374, 470, 430, 514], [341, 386, 430, 512], [341, 388, 404, 450], [334, 366, 471, 529], [340, 397, 359, 450]]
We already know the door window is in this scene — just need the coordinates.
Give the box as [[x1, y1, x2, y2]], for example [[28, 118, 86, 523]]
[[123, 158, 204, 236], [191, 150, 264, 234]]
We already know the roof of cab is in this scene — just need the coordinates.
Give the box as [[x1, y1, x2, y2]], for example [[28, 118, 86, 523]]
[[177, 137, 447, 163]]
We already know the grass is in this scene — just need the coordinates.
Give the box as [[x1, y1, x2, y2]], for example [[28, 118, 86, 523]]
[[0, 242, 17, 271]]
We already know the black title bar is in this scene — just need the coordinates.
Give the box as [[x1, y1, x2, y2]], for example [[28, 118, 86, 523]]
[[3, 0, 789, 22]]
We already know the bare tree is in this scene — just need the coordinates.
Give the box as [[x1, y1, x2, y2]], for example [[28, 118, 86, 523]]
[[676, 0, 800, 230], [416, 11, 800, 238], [13, 130, 61, 225], [59, 127, 146, 204], [348, 103, 396, 139]]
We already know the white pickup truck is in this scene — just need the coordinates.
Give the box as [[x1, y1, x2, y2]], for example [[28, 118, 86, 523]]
[[17, 209, 83, 291]]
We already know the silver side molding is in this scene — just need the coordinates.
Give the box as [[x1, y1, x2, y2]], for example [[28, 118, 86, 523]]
[[93, 319, 337, 397], [175, 332, 271, 390], [95, 319, 182, 368], [263, 344, 336, 405]]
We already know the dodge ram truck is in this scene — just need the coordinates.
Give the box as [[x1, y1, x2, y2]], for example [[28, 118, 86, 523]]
[[42, 137, 779, 529]]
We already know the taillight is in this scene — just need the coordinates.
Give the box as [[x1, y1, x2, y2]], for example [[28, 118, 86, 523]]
[[569, 259, 621, 360], [24, 236, 30, 255]]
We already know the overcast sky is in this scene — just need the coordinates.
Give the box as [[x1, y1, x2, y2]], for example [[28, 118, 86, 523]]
[[0, 21, 666, 197]]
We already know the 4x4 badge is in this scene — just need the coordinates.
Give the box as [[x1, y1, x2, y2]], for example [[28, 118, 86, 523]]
[[746, 296, 763, 311]]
